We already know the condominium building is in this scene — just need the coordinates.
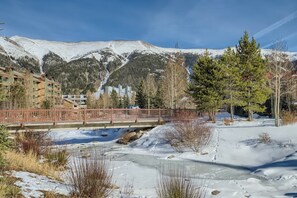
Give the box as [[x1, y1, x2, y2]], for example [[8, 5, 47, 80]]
[[94, 84, 135, 99], [0, 66, 62, 109], [62, 95, 87, 108]]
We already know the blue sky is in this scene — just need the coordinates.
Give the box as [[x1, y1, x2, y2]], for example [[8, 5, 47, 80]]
[[1, 0, 297, 51]]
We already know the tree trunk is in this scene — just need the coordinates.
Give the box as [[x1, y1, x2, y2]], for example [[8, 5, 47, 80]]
[[230, 93, 234, 121]]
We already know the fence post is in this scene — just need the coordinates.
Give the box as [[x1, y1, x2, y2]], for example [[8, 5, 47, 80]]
[[135, 108, 138, 123], [110, 108, 113, 124], [20, 109, 24, 128], [53, 108, 56, 125], [83, 108, 87, 125], [158, 108, 161, 123]]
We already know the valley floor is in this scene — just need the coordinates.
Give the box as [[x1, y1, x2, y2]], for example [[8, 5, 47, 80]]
[[14, 114, 297, 197]]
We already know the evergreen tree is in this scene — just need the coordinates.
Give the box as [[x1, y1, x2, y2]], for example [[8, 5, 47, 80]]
[[123, 95, 130, 108], [110, 89, 118, 108], [236, 32, 271, 121], [219, 47, 243, 121], [153, 85, 164, 108], [136, 79, 147, 108], [118, 96, 123, 108], [188, 50, 224, 122]]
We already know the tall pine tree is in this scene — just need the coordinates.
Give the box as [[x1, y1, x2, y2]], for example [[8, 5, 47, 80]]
[[153, 85, 165, 108], [219, 47, 243, 121], [236, 32, 270, 121], [136, 79, 146, 108], [188, 50, 224, 122], [110, 89, 119, 108]]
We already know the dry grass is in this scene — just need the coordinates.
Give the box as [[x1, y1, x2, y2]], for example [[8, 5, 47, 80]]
[[223, 118, 232, 126], [156, 169, 205, 198], [0, 175, 22, 198], [120, 180, 134, 197], [3, 150, 59, 180], [164, 120, 212, 153], [66, 156, 113, 198], [43, 191, 68, 198], [45, 149, 69, 170], [258, 133, 271, 144], [281, 111, 297, 125], [15, 131, 52, 156]]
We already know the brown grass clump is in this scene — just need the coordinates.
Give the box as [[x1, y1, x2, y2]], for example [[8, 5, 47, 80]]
[[0, 176, 22, 198], [281, 111, 297, 125], [119, 180, 134, 197], [15, 131, 52, 156], [164, 120, 212, 153], [156, 169, 205, 198], [3, 150, 59, 180], [43, 191, 68, 198], [45, 149, 69, 170], [258, 133, 271, 144], [223, 118, 232, 126], [66, 156, 113, 198]]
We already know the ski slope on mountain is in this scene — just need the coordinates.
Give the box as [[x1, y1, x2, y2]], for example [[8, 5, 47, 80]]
[[1, 36, 296, 65]]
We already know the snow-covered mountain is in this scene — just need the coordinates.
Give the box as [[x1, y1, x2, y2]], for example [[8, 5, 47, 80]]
[[0, 36, 297, 94]]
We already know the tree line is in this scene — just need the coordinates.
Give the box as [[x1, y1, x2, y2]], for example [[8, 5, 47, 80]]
[[135, 32, 297, 126]]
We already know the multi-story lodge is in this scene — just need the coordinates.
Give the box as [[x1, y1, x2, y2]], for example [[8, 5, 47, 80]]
[[0, 66, 62, 109]]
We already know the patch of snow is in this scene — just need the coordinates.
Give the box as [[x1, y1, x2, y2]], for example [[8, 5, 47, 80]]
[[11, 171, 70, 198]]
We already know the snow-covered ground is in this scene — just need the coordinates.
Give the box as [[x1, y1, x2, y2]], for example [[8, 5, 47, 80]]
[[13, 114, 297, 197]]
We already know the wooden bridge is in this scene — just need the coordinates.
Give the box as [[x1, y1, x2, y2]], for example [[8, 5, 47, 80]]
[[0, 108, 195, 132]]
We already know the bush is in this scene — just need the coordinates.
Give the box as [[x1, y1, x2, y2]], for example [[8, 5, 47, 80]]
[[164, 120, 212, 153], [281, 111, 297, 125], [15, 131, 52, 156], [66, 155, 113, 198], [258, 133, 271, 144], [0, 125, 11, 170], [156, 168, 205, 198]]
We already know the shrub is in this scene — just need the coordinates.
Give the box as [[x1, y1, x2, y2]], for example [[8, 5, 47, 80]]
[[258, 133, 271, 144], [164, 120, 212, 153], [0, 125, 11, 170], [15, 130, 52, 156], [66, 155, 113, 198], [156, 168, 205, 198], [281, 111, 297, 125]]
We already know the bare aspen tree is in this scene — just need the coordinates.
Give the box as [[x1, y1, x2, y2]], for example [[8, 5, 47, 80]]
[[267, 41, 297, 126], [162, 53, 188, 109], [23, 70, 34, 108], [143, 74, 157, 109]]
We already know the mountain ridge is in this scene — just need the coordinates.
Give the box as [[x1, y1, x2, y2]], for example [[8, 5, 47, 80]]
[[1, 36, 297, 94]]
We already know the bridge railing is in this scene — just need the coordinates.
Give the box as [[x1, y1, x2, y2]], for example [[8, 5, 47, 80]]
[[0, 108, 198, 125]]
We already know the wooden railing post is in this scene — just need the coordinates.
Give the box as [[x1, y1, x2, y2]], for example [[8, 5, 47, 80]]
[[83, 108, 87, 125], [53, 108, 56, 125], [135, 109, 138, 123], [158, 108, 161, 123], [20, 109, 24, 128], [110, 108, 113, 124]]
